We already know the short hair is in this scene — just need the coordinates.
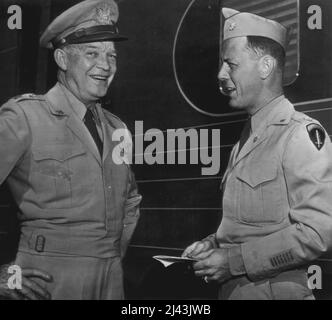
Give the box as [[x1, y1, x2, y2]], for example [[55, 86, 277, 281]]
[[56, 44, 84, 78], [61, 43, 84, 55], [246, 36, 286, 71]]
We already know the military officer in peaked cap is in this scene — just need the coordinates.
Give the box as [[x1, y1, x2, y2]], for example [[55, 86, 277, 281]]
[[0, 0, 141, 299], [183, 8, 332, 299]]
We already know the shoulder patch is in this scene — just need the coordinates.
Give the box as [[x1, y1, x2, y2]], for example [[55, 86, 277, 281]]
[[13, 93, 44, 102], [306, 123, 326, 150]]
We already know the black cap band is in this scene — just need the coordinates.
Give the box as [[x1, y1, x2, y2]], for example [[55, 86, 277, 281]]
[[52, 24, 127, 48]]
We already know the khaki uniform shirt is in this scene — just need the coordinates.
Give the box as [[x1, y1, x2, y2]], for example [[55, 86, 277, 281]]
[[217, 96, 332, 282], [0, 83, 141, 259]]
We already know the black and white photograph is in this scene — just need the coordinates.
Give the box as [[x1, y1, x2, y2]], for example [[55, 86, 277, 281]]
[[0, 0, 331, 306]]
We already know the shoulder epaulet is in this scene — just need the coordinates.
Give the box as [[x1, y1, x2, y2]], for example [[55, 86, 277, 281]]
[[292, 111, 314, 123], [12, 93, 45, 103]]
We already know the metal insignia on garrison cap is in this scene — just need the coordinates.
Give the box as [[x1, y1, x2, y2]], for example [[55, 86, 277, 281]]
[[229, 22, 236, 31], [306, 123, 326, 150]]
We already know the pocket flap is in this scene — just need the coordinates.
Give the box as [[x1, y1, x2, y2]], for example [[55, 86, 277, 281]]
[[237, 164, 277, 188], [33, 146, 86, 162]]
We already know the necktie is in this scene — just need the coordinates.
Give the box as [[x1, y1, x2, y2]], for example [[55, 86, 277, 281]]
[[238, 117, 251, 153], [84, 108, 103, 156]]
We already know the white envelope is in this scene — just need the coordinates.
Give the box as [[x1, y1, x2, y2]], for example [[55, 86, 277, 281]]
[[153, 255, 197, 267]]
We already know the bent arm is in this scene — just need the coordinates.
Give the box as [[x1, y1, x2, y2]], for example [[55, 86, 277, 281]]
[[120, 169, 142, 258], [232, 123, 332, 280], [0, 100, 31, 184]]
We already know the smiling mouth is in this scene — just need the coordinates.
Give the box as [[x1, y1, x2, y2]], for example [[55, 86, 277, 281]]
[[90, 75, 109, 82], [220, 86, 236, 96]]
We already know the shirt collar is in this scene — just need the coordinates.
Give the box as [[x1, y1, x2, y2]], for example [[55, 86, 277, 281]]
[[58, 83, 88, 121], [251, 94, 285, 133]]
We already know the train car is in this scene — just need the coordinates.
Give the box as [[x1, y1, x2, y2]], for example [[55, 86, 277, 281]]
[[0, 0, 331, 299]]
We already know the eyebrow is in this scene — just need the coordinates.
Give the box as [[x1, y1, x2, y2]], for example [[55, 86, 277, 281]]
[[84, 45, 117, 54], [223, 58, 237, 64], [84, 45, 99, 49], [85, 45, 104, 50]]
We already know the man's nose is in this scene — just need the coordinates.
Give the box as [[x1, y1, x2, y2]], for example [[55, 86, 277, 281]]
[[218, 63, 229, 81], [97, 54, 113, 71]]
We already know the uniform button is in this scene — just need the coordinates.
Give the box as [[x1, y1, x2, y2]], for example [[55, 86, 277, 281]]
[[107, 186, 112, 190], [35, 235, 45, 253]]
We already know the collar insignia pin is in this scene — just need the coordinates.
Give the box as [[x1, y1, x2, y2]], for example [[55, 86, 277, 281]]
[[229, 22, 236, 31]]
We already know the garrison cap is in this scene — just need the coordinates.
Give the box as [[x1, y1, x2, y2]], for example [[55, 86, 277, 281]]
[[40, 0, 127, 49], [222, 7, 289, 50]]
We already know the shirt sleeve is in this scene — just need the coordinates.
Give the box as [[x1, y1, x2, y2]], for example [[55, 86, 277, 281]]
[[119, 124, 142, 257], [120, 168, 142, 257], [0, 100, 31, 185], [202, 233, 219, 248], [239, 121, 332, 281]]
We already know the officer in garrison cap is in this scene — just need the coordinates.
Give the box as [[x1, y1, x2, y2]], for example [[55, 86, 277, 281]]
[[183, 8, 332, 299], [0, 0, 141, 300]]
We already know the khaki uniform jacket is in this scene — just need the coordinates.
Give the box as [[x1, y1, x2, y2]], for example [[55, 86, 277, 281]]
[[0, 83, 141, 259], [217, 96, 332, 282]]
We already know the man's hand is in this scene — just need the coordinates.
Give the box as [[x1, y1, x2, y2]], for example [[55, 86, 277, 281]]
[[0, 264, 53, 300], [192, 248, 232, 284], [182, 240, 215, 258]]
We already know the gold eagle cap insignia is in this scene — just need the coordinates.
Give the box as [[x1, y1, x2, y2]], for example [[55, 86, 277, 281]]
[[96, 4, 112, 25]]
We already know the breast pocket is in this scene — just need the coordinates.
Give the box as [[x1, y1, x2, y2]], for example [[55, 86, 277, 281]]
[[32, 145, 88, 208], [236, 161, 284, 224]]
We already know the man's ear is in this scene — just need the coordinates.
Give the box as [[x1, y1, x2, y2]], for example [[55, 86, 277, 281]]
[[258, 55, 276, 80], [54, 48, 68, 71]]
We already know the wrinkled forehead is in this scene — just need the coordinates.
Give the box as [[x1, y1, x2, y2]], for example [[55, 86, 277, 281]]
[[68, 41, 117, 52], [221, 36, 248, 60]]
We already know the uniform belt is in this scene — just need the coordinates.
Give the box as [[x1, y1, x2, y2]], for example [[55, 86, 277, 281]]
[[18, 228, 121, 258]]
